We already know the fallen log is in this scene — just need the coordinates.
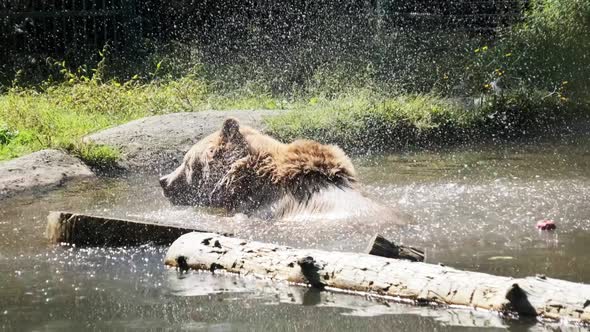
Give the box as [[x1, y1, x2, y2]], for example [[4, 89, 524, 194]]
[[165, 232, 590, 325], [46, 211, 231, 247]]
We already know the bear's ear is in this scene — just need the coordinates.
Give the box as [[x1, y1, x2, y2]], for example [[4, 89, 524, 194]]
[[221, 118, 240, 141]]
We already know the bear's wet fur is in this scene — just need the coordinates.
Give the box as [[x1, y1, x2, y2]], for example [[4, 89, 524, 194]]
[[160, 118, 406, 222]]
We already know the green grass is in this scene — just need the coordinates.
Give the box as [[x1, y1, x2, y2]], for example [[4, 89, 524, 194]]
[[266, 88, 579, 152], [0, 76, 289, 165], [0, 77, 583, 166], [66, 143, 121, 168]]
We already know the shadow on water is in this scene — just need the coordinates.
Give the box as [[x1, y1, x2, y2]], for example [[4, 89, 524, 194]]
[[1, 137, 590, 331]]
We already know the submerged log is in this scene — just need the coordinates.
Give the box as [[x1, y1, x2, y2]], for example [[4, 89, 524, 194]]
[[46, 211, 231, 247], [365, 234, 425, 262], [165, 232, 590, 325]]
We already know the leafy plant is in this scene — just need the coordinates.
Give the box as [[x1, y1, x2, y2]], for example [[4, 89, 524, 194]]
[[0, 124, 19, 145]]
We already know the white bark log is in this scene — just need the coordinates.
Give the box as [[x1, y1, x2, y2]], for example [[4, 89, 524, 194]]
[[165, 232, 590, 325]]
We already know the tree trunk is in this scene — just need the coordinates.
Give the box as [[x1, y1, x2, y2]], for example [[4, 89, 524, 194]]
[[165, 232, 590, 325]]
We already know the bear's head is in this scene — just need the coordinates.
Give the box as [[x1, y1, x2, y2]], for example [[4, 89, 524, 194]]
[[159, 118, 252, 206]]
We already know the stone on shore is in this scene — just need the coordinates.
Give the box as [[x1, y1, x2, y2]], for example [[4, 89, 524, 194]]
[[0, 149, 95, 200]]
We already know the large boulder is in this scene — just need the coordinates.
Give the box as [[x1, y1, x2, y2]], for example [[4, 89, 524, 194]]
[[0, 149, 95, 200], [84, 110, 281, 174]]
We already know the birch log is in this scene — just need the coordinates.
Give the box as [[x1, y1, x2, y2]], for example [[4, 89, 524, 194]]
[[165, 232, 590, 325]]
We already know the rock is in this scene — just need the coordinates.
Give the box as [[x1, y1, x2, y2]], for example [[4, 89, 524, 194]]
[[84, 110, 282, 174], [0, 149, 95, 200]]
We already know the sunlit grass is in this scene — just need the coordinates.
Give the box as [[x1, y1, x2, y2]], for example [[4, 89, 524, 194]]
[[0, 77, 288, 164], [0, 74, 584, 165], [266, 88, 576, 152]]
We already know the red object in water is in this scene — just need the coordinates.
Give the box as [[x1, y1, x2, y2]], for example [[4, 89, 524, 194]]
[[536, 219, 556, 231]]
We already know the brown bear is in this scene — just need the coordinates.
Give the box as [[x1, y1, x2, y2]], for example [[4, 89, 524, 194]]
[[159, 118, 407, 223]]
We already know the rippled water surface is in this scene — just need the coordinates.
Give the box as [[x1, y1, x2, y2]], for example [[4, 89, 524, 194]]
[[1, 137, 590, 331]]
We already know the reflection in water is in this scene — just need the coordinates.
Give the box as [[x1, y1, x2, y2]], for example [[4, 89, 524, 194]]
[[1, 138, 590, 330]]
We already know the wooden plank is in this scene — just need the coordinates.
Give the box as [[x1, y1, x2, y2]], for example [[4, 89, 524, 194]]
[[165, 232, 590, 325], [46, 211, 232, 247]]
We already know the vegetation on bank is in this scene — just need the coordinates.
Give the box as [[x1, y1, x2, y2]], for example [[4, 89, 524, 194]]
[[0, 0, 588, 165], [266, 89, 580, 152], [0, 77, 581, 164], [0, 71, 290, 164]]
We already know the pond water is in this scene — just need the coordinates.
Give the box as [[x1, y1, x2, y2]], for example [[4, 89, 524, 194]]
[[1, 136, 590, 331]]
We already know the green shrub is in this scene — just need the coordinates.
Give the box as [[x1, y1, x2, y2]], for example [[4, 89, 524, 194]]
[[0, 124, 18, 145], [462, 0, 590, 102]]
